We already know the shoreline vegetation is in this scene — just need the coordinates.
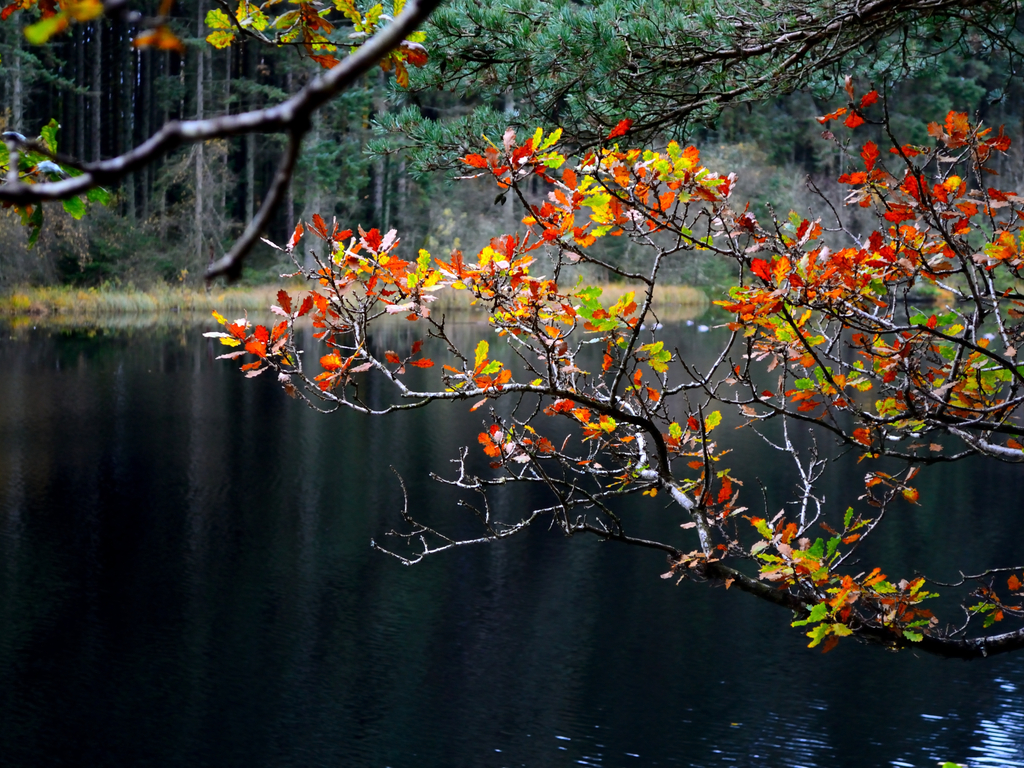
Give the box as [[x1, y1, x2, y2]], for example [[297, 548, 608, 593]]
[[0, 283, 711, 328]]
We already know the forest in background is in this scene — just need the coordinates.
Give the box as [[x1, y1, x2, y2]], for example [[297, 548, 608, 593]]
[[1, 2, 1024, 290]]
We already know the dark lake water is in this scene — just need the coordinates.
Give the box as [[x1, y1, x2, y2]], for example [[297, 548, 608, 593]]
[[2, 317, 1024, 767]]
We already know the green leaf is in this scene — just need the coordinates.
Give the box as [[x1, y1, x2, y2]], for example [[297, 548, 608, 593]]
[[669, 422, 682, 440], [807, 537, 824, 559], [703, 410, 722, 433], [26, 205, 43, 248], [25, 14, 66, 46], [474, 339, 488, 370], [792, 602, 829, 627], [831, 622, 854, 637], [793, 377, 814, 391], [87, 186, 111, 206], [843, 507, 854, 529], [805, 622, 831, 647], [40, 119, 59, 154], [206, 30, 235, 48], [206, 8, 233, 28], [826, 536, 840, 560], [62, 196, 86, 220], [902, 629, 923, 642]]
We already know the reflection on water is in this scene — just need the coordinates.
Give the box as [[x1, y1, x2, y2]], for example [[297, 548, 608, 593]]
[[1, 319, 1023, 767]]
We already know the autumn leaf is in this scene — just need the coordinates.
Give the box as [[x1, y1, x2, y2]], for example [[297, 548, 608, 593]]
[[287, 222, 304, 252], [135, 25, 187, 54], [703, 411, 722, 433], [385, 351, 402, 365], [277, 290, 292, 315], [861, 140, 879, 172], [607, 119, 633, 139], [474, 340, 489, 371]]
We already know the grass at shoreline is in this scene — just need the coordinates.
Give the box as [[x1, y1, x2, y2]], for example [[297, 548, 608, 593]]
[[0, 284, 291, 318], [1, 282, 709, 325]]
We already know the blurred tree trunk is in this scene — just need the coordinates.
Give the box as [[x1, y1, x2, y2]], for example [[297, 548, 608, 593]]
[[195, 0, 205, 268], [91, 19, 102, 162]]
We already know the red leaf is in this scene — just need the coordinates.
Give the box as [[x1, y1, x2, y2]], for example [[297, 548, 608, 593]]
[[926, 314, 937, 329], [859, 90, 879, 109], [364, 228, 383, 251], [861, 141, 879, 172], [385, 351, 401, 365], [297, 294, 315, 317], [253, 325, 269, 344], [816, 107, 847, 124], [0, 2, 20, 20], [287, 222, 304, 252], [607, 119, 633, 140], [844, 112, 865, 129], [310, 213, 328, 239], [463, 154, 489, 169], [750, 258, 772, 282], [408, 358, 434, 368], [277, 290, 292, 315], [687, 416, 700, 431]]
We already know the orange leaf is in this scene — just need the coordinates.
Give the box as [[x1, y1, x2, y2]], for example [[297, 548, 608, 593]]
[[844, 112, 865, 129], [320, 353, 344, 371], [133, 25, 186, 55], [385, 351, 401, 365], [902, 487, 920, 504], [607, 119, 633, 139], [478, 432, 501, 456], [408, 358, 434, 368], [861, 140, 879, 172], [1009, 574, 1022, 591], [310, 54, 340, 69], [310, 213, 328, 239]]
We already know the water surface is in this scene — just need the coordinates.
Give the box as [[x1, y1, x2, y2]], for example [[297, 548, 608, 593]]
[[1, 319, 1022, 767]]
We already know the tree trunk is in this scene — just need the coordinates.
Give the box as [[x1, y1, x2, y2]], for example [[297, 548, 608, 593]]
[[122, 24, 136, 222], [91, 20, 102, 162], [76, 25, 85, 160], [195, 0, 205, 270], [220, 46, 229, 221], [12, 27, 22, 132], [140, 47, 151, 220], [245, 42, 255, 223], [283, 70, 294, 237]]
